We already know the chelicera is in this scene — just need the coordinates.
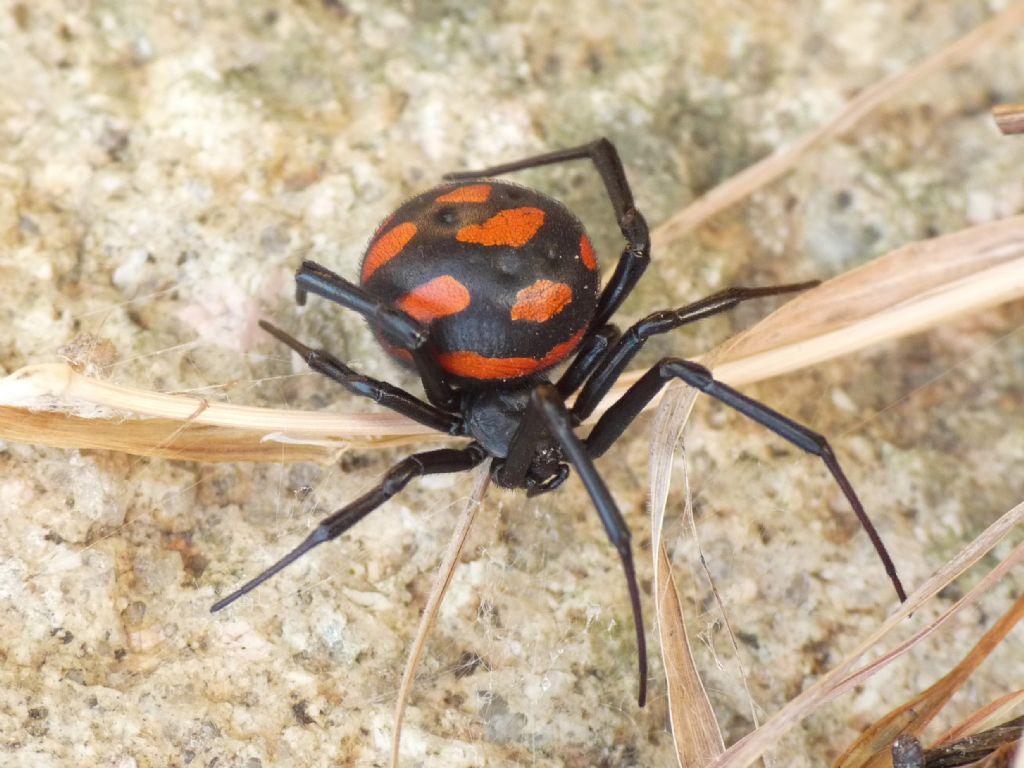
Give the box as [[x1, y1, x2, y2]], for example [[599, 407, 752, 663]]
[[211, 138, 906, 706]]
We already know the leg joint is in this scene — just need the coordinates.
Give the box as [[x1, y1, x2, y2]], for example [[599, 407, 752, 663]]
[[381, 457, 424, 495], [659, 357, 712, 383]]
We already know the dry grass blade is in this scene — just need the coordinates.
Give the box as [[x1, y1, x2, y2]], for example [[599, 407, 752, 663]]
[[834, 593, 1024, 768], [0, 405, 347, 464], [994, 104, 1024, 135], [697, 219, 1024, 395], [634, 219, 1024, 766], [937, 693, 1024, 746], [656, 540, 725, 767], [0, 361, 440, 446], [718, 214, 1024, 366], [389, 462, 491, 768], [707, 501, 1024, 768], [814, 533, 1024, 707], [649, 1, 1024, 251], [972, 743, 1022, 768], [649, 370, 728, 766], [4, 216, 1024, 463]]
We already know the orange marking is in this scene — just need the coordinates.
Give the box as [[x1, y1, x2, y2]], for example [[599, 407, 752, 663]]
[[511, 279, 572, 322], [439, 327, 586, 380], [580, 235, 596, 270], [397, 276, 471, 324], [456, 207, 545, 247], [361, 222, 417, 281], [382, 340, 413, 363], [436, 184, 492, 204]]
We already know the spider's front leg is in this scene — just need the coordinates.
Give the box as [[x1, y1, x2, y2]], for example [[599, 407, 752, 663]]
[[292, 260, 459, 411], [444, 137, 650, 330], [259, 320, 462, 435], [497, 383, 648, 707]]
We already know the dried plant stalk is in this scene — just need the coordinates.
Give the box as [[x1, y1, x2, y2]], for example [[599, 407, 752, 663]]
[[0, 361, 440, 441], [937, 693, 1024, 747], [993, 103, 1024, 135], [834, 593, 1024, 767], [650, 367, 729, 765], [389, 463, 491, 768], [650, 0, 1024, 251], [708, 501, 1024, 768], [971, 742, 1021, 768], [0, 12, 1020, 768], [3, 216, 1024, 464], [716, 215, 1024, 369], [0, 405, 355, 463]]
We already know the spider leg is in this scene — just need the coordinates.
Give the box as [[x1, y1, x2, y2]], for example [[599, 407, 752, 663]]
[[585, 358, 908, 602], [555, 324, 620, 399], [211, 443, 488, 612], [499, 383, 648, 707], [572, 282, 818, 423], [293, 260, 458, 410], [444, 138, 650, 329], [259, 320, 462, 435]]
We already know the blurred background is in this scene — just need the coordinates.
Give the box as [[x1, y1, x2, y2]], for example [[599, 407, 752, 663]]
[[2, 2, 1023, 766]]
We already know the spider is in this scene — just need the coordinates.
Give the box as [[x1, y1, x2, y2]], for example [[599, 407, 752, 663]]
[[210, 138, 906, 706]]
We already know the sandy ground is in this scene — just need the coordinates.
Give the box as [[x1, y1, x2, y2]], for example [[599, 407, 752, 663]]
[[2, 2, 1024, 766]]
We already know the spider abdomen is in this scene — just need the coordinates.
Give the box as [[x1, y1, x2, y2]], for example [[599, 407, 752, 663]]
[[359, 180, 600, 384]]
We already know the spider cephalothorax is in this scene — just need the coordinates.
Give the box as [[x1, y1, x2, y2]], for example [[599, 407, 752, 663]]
[[211, 139, 907, 707]]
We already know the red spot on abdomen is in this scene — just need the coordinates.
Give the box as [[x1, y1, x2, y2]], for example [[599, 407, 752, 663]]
[[580, 235, 596, 270], [439, 328, 586, 380], [511, 279, 572, 322], [456, 207, 545, 247], [362, 222, 417, 282], [397, 276, 471, 324], [380, 339, 413, 363], [436, 184, 492, 203]]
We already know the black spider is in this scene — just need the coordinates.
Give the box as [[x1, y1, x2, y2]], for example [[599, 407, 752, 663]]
[[211, 139, 906, 706]]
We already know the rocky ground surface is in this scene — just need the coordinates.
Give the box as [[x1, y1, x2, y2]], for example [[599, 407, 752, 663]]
[[2, 2, 1023, 766]]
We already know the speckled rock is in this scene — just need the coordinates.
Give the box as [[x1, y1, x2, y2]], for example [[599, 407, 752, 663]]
[[2, 2, 1024, 767]]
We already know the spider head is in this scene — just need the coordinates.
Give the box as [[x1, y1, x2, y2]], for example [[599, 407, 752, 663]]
[[460, 384, 570, 492]]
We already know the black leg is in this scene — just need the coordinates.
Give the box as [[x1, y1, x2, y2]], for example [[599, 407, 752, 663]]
[[586, 358, 908, 603], [444, 138, 650, 330], [294, 260, 458, 411], [211, 443, 488, 612], [555, 324, 620, 399], [498, 384, 648, 707], [572, 282, 818, 423], [259, 320, 463, 435]]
